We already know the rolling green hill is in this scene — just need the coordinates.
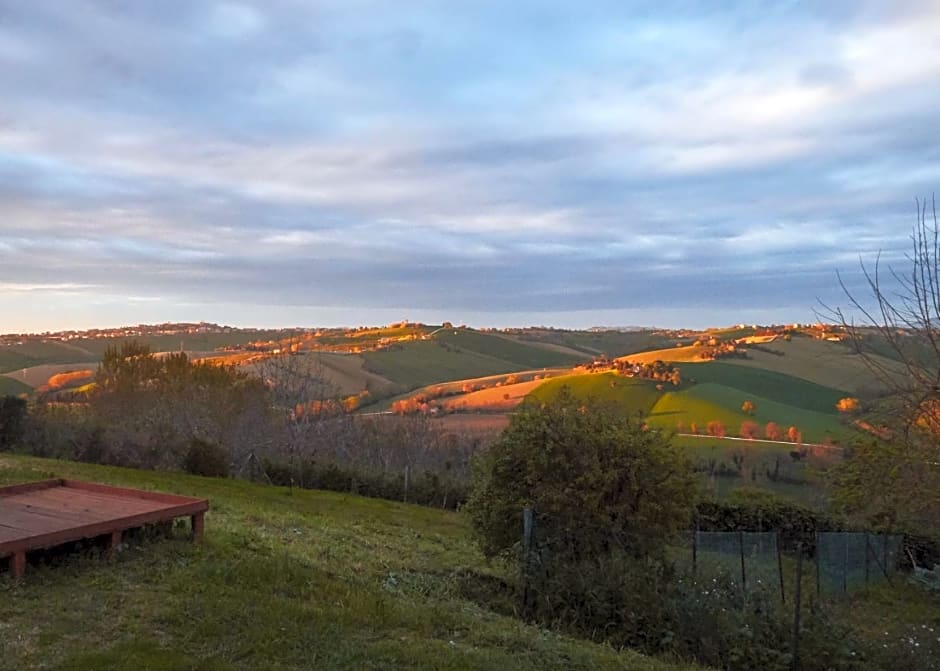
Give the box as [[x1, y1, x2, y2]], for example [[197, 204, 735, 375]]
[[433, 329, 587, 369], [723, 336, 901, 394], [0, 342, 97, 374], [362, 328, 585, 391], [0, 376, 32, 396], [514, 329, 680, 357], [0, 454, 698, 671], [531, 372, 663, 415], [647, 383, 848, 443], [676, 362, 847, 414]]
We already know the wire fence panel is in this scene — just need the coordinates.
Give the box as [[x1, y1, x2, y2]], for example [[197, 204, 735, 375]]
[[816, 532, 902, 597], [693, 531, 783, 600]]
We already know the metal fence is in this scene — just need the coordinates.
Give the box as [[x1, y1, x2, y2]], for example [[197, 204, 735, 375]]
[[815, 531, 902, 597], [691, 530, 785, 601]]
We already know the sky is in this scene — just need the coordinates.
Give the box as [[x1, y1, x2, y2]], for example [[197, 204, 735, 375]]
[[1, 1, 939, 333]]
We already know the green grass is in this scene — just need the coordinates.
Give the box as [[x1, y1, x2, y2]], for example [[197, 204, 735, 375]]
[[724, 336, 901, 394], [362, 341, 529, 390], [0, 376, 32, 396], [531, 372, 663, 415], [676, 362, 846, 414], [432, 329, 586, 369], [528, 330, 679, 357], [0, 343, 97, 375], [0, 455, 698, 671], [648, 383, 851, 443]]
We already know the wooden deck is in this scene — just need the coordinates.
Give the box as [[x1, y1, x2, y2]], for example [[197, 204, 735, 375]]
[[0, 479, 208, 579]]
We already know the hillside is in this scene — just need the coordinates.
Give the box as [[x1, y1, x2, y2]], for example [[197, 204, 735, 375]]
[[722, 336, 903, 394], [362, 328, 585, 391], [0, 455, 698, 671], [0, 376, 31, 396], [512, 329, 684, 357]]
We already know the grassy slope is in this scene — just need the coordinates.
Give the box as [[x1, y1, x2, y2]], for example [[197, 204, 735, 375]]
[[518, 330, 677, 358], [0, 343, 98, 375], [0, 376, 32, 396], [363, 342, 528, 390], [531, 372, 663, 415], [433, 329, 586, 369], [315, 352, 397, 396], [0, 455, 697, 671], [676, 362, 847, 414], [528, 364, 851, 442], [649, 383, 848, 442], [616, 346, 707, 364], [723, 337, 902, 394]]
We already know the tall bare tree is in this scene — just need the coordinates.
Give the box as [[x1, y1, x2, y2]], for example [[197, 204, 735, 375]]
[[258, 343, 338, 489], [825, 197, 940, 532]]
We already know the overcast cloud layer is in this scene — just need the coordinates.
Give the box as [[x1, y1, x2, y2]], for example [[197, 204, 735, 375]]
[[1, 1, 939, 332]]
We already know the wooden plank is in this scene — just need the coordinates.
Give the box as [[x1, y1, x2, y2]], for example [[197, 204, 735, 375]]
[[28, 488, 166, 515], [2, 491, 117, 518], [0, 508, 77, 534], [0, 479, 63, 498], [63, 480, 204, 505], [1, 499, 111, 525]]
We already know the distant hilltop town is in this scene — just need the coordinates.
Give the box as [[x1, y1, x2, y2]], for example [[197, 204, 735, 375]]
[[0, 322, 296, 345]]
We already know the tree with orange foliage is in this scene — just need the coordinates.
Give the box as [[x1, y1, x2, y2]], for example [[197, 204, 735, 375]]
[[741, 400, 755, 415], [787, 426, 801, 444], [764, 421, 782, 441], [835, 397, 860, 413], [706, 420, 726, 438], [739, 420, 758, 439]]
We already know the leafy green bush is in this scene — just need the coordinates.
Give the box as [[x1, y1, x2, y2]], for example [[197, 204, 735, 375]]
[[182, 438, 230, 478], [466, 388, 699, 563]]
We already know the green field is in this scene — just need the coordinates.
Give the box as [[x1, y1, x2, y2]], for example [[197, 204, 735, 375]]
[[0, 343, 97, 375], [360, 327, 583, 392], [648, 383, 849, 443], [531, 372, 663, 415], [433, 329, 587, 369], [0, 454, 697, 671], [724, 336, 901, 394], [0, 377, 32, 396], [676, 362, 846, 413], [529, 363, 854, 445], [363, 342, 529, 390], [516, 329, 680, 357]]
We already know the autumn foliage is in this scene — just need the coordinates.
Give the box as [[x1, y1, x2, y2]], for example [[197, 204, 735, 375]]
[[739, 420, 758, 439], [835, 397, 860, 413], [706, 420, 726, 438]]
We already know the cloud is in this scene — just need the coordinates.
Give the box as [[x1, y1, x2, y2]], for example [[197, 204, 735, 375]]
[[0, 0, 938, 331]]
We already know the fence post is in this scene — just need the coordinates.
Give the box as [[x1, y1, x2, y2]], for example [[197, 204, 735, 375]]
[[815, 532, 821, 599], [692, 526, 698, 583], [791, 543, 804, 671], [739, 530, 747, 598], [842, 533, 848, 595], [864, 532, 870, 585], [522, 507, 535, 613], [403, 465, 410, 503], [883, 534, 892, 584], [777, 530, 786, 605]]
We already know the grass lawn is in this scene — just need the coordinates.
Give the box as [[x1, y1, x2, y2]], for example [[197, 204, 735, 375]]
[[0, 454, 701, 671]]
